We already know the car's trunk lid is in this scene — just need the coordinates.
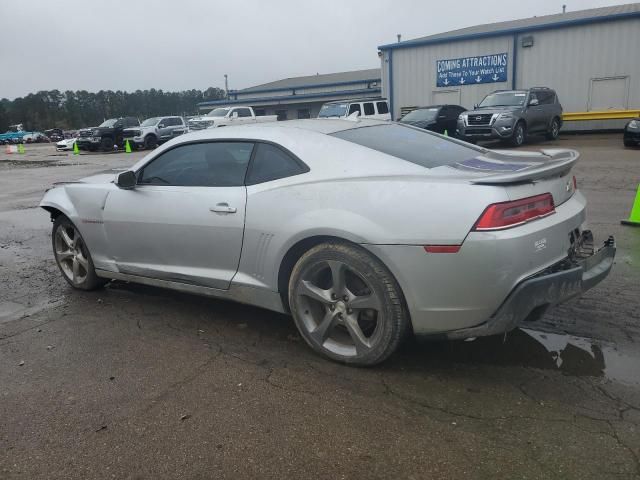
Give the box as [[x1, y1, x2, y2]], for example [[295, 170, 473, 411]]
[[440, 148, 579, 206]]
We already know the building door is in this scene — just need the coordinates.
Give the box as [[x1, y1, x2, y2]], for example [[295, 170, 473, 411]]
[[432, 89, 461, 106], [589, 77, 629, 110]]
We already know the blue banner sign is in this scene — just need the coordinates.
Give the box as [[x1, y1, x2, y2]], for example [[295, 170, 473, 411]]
[[436, 53, 508, 87]]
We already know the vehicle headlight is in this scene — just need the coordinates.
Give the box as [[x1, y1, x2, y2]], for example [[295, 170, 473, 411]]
[[92, 129, 100, 136], [628, 120, 639, 129], [498, 112, 514, 121]]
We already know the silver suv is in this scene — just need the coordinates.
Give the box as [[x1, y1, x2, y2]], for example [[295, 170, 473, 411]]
[[457, 88, 563, 147], [123, 116, 187, 150]]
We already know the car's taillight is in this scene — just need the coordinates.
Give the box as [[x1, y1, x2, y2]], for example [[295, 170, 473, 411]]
[[473, 193, 555, 231]]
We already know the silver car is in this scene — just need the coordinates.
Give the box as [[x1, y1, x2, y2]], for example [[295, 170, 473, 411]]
[[40, 119, 615, 365]]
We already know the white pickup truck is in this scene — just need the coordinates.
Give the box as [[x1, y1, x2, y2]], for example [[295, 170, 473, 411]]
[[188, 106, 278, 130]]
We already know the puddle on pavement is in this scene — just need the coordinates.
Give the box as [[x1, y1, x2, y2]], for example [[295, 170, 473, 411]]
[[418, 328, 640, 386]]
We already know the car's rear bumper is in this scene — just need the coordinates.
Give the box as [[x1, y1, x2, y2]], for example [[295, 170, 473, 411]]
[[441, 234, 615, 340]]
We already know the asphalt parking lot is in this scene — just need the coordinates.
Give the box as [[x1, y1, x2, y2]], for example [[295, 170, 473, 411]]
[[1, 136, 639, 479]]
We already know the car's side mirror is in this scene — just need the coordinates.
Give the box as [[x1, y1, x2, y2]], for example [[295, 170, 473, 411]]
[[158, 124, 165, 128], [473, 104, 478, 109], [529, 98, 539, 107], [116, 170, 136, 190]]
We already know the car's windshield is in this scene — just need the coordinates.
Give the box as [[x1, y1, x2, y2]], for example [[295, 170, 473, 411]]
[[207, 108, 230, 117], [99, 119, 118, 127], [331, 124, 480, 169], [141, 117, 161, 127], [400, 108, 439, 123], [318, 104, 348, 118], [478, 92, 527, 108]]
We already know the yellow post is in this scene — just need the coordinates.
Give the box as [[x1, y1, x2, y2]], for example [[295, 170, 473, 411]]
[[73, 141, 79, 155], [17, 143, 25, 154], [125, 140, 132, 153], [621, 185, 640, 227]]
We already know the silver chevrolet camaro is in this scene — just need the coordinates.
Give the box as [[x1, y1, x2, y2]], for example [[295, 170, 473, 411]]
[[40, 119, 615, 365]]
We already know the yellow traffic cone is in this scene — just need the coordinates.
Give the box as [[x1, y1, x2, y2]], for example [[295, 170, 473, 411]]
[[125, 140, 132, 153], [17, 143, 25, 154], [443, 129, 449, 136], [73, 141, 79, 155], [621, 185, 640, 227]]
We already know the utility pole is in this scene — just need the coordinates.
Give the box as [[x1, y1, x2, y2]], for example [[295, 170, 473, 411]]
[[224, 74, 229, 97]]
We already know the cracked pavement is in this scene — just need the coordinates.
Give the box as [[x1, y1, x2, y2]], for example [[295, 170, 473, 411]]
[[1, 137, 639, 479]]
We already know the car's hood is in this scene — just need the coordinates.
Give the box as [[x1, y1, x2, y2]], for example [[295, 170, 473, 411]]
[[462, 106, 522, 116]]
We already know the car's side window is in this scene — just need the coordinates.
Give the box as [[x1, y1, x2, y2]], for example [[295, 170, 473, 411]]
[[348, 103, 361, 116], [376, 101, 389, 114], [245, 143, 307, 185], [138, 142, 254, 187], [160, 118, 171, 126], [363, 102, 375, 116], [237, 108, 252, 118]]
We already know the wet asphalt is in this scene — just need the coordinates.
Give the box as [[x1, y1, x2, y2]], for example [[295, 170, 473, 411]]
[[1, 136, 639, 479]]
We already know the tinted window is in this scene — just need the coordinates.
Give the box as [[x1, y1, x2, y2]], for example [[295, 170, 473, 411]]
[[376, 101, 389, 114], [331, 124, 479, 169], [236, 108, 252, 118], [160, 118, 171, 126], [536, 91, 555, 105], [363, 103, 375, 116], [139, 142, 253, 187], [246, 143, 307, 185], [348, 104, 361, 116]]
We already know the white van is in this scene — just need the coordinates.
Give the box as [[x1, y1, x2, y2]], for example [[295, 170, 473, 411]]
[[318, 98, 391, 120]]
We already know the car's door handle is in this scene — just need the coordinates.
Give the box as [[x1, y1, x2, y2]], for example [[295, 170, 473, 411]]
[[210, 203, 237, 214]]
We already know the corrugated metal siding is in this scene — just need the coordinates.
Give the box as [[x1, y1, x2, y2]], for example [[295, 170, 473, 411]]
[[515, 18, 640, 112], [387, 35, 514, 118]]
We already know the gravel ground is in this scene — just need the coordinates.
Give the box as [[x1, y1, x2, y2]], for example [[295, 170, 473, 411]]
[[1, 137, 639, 479]]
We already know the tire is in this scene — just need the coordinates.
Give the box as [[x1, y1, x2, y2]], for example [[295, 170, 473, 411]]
[[546, 117, 561, 140], [100, 137, 114, 151], [288, 241, 410, 366], [144, 135, 157, 149], [509, 121, 526, 147], [52, 215, 107, 291]]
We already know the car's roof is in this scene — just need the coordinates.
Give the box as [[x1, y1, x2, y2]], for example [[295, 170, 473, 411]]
[[323, 98, 387, 105]]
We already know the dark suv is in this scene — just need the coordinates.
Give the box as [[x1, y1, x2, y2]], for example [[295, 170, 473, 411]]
[[76, 117, 140, 152], [457, 88, 563, 146]]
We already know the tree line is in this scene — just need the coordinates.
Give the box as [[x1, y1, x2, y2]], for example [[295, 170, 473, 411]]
[[0, 87, 227, 132]]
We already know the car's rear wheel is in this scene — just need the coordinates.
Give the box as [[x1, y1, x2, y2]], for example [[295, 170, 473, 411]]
[[100, 137, 114, 151], [509, 121, 526, 147], [546, 117, 561, 140], [289, 242, 409, 366], [144, 134, 157, 149], [52, 216, 106, 291]]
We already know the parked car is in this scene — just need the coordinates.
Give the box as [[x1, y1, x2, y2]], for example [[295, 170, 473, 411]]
[[318, 98, 390, 120], [76, 117, 140, 152], [123, 116, 187, 149], [457, 88, 563, 146], [45, 129, 64, 142], [40, 119, 615, 365], [623, 118, 640, 147], [399, 105, 466, 135], [56, 138, 77, 151], [23, 132, 50, 143], [188, 106, 277, 130]]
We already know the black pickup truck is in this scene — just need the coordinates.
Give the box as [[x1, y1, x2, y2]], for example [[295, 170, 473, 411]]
[[76, 117, 140, 151]]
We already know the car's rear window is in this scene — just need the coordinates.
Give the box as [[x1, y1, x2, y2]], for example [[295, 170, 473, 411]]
[[330, 124, 480, 169]]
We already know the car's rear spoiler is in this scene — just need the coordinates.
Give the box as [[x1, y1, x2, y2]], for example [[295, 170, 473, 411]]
[[471, 149, 579, 185]]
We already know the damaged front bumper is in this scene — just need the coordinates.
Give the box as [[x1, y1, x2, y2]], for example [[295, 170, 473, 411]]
[[443, 232, 616, 340]]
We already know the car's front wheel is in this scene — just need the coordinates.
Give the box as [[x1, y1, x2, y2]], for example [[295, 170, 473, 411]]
[[509, 121, 526, 147], [289, 242, 410, 366], [52, 216, 106, 290]]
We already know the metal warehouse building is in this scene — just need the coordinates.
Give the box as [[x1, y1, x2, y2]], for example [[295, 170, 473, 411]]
[[198, 69, 382, 120], [379, 3, 640, 130]]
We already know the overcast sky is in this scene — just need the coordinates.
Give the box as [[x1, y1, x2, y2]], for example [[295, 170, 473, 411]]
[[0, 0, 634, 99]]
